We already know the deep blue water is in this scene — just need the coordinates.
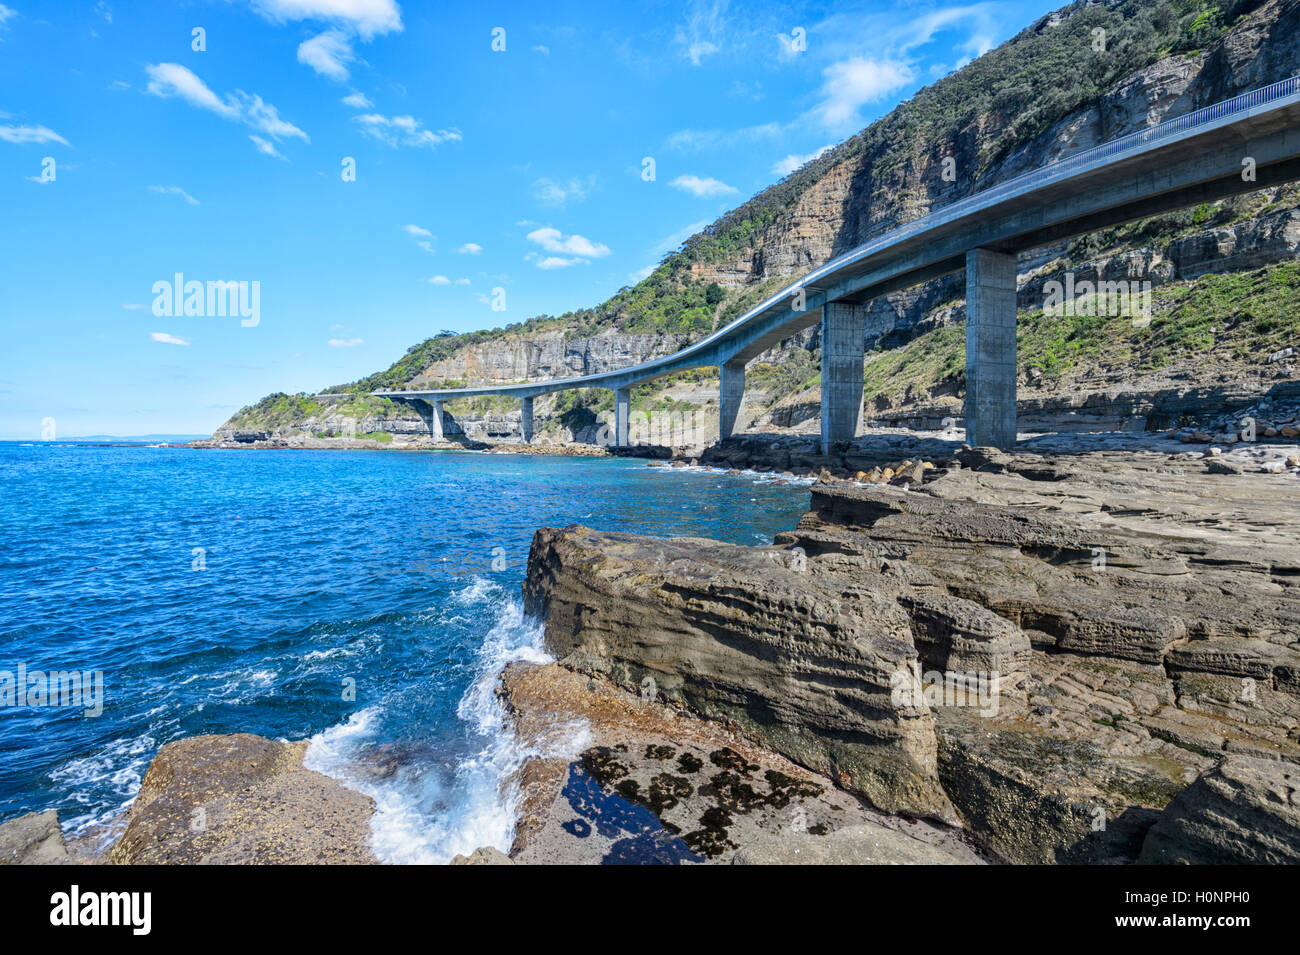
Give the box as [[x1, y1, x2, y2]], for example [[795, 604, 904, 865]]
[[0, 443, 810, 861]]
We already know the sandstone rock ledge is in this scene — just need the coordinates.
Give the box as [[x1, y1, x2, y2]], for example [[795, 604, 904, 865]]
[[108, 734, 377, 864], [521, 448, 1300, 864], [497, 660, 983, 864]]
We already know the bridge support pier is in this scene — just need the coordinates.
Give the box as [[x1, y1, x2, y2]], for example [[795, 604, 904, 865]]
[[820, 302, 865, 455], [418, 398, 444, 441], [520, 396, 534, 444], [614, 387, 630, 447], [964, 248, 1018, 450], [719, 359, 745, 440]]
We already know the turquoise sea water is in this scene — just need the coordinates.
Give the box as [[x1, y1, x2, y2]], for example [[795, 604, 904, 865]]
[[0, 443, 810, 862]]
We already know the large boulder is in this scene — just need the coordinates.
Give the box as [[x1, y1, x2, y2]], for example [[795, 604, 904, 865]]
[[524, 525, 956, 821], [1139, 756, 1300, 864], [109, 733, 376, 865]]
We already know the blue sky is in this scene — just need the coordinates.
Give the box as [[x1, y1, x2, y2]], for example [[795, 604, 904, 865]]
[[0, 0, 1061, 438]]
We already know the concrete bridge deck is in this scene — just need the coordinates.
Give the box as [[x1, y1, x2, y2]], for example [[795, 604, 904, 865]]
[[353, 76, 1300, 452]]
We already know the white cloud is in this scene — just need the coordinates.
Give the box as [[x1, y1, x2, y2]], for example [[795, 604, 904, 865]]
[[249, 0, 402, 39], [533, 175, 595, 207], [328, 337, 365, 347], [341, 90, 372, 108], [454, 277, 470, 285], [151, 332, 190, 346], [145, 62, 238, 119], [531, 44, 550, 55], [0, 4, 16, 31], [771, 145, 833, 176], [145, 63, 308, 142], [400, 225, 435, 255], [93, 1, 112, 24], [427, 275, 450, 285], [353, 113, 460, 149], [298, 29, 355, 81], [814, 56, 914, 129], [249, 134, 287, 160], [534, 255, 580, 269], [686, 40, 718, 65], [670, 174, 737, 198], [457, 243, 482, 255], [665, 121, 780, 153], [630, 265, 656, 282], [0, 125, 70, 146], [674, 0, 729, 66], [148, 184, 199, 205], [726, 79, 763, 100], [526, 227, 610, 258]]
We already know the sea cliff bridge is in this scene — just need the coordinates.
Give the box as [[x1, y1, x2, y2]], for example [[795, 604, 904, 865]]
[[365, 78, 1300, 453]]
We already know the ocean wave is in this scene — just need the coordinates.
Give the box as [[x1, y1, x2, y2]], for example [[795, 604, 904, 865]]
[[304, 592, 576, 864]]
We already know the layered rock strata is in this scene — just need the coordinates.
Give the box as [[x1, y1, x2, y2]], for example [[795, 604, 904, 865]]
[[523, 448, 1300, 862]]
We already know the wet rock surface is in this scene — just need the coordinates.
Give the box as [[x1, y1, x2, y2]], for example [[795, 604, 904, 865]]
[[498, 661, 982, 865], [107, 733, 377, 864], [523, 447, 1300, 863]]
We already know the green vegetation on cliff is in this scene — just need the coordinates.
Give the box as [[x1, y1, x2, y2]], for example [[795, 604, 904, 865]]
[[862, 261, 1300, 408]]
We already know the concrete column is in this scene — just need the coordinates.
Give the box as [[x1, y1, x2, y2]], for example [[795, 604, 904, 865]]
[[964, 248, 1018, 450], [520, 396, 534, 444], [719, 359, 745, 440], [614, 387, 630, 447], [417, 398, 444, 440], [430, 399, 444, 440], [820, 302, 866, 455]]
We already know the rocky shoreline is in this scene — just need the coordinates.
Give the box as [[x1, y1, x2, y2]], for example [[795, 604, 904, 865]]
[[508, 441, 1300, 864], [5, 436, 1299, 865]]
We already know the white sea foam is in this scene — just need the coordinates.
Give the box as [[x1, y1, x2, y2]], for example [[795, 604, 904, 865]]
[[52, 731, 161, 835], [305, 578, 584, 864]]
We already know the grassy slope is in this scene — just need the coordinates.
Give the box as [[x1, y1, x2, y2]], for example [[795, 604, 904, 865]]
[[861, 261, 1300, 412]]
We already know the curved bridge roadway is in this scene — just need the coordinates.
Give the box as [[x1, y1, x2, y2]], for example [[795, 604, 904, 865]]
[[369, 77, 1300, 453]]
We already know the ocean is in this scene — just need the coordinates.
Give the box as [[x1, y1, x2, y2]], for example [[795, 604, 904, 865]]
[[0, 442, 811, 862]]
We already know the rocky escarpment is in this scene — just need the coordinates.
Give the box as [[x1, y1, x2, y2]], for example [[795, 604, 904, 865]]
[[1138, 756, 1300, 863], [522, 448, 1300, 863], [410, 331, 690, 387], [698, 1, 1300, 330]]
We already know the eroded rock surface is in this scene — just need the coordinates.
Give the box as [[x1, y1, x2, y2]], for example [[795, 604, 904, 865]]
[[522, 449, 1300, 863], [1139, 756, 1300, 864], [498, 661, 981, 865], [108, 733, 376, 865], [0, 810, 75, 865]]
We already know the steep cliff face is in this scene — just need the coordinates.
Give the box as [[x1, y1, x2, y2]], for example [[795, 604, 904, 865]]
[[410, 331, 689, 386]]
